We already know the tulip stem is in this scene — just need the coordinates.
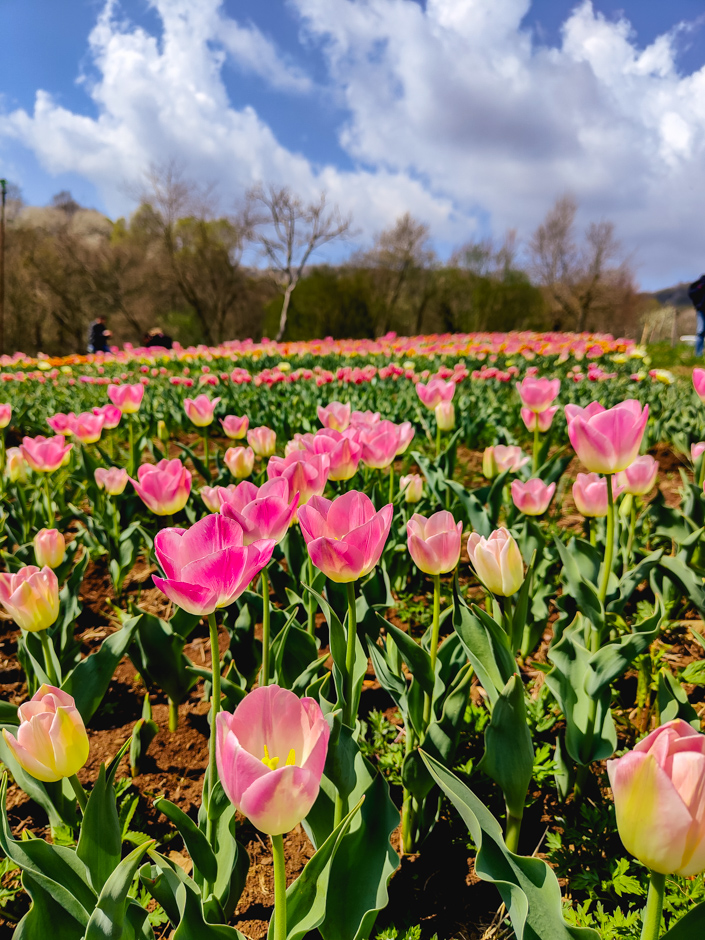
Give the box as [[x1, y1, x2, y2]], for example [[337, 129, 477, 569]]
[[261, 566, 271, 685], [505, 811, 522, 854], [68, 774, 88, 813], [598, 474, 615, 604], [435, 422, 441, 457], [202, 429, 210, 481], [422, 575, 441, 728], [699, 457, 705, 489], [625, 496, 637, 574], [43, 475, 53, 528], [344, 582, 358, 729], [168, 699, 179, 732], [307, 556, 315, 636], [271, 833, 287, 940], [38, 630, 59, 687], [128, 415, 135, 475], [532, 424, 540, 475], [401, 723, 418, 854], [206, 611, 221, 856], [640, 870, 666, 940], [388, 465, 394, 503]]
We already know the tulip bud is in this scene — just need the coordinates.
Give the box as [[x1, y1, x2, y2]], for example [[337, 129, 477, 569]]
[[482, 446, 498, 479], [0, 403, 12, 429], [400, 473, 424, 503], [2, 686, 89, 782], [435, 401, 455, 432], [5, 447, 27, 482], [616, 455, 658, 496], [34, 529, 66, 569], [407, 511, 462, 575], [608, 719, 705, 876], [225, 445, 255, 479], [157, 420, 169, 446], [0, 566, 60, 632], [247, 426, 277, 458], [95, 466, 129, 496], [467, 527, 524, 597]]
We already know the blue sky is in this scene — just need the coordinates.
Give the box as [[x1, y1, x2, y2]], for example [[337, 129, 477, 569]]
[[2, 0, 705, 289]]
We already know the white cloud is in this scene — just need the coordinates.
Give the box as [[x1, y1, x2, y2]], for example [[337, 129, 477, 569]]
[[2, 0, 705, 285]]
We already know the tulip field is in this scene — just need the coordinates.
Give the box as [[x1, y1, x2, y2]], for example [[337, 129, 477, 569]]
[[2, 330, 705, 940]]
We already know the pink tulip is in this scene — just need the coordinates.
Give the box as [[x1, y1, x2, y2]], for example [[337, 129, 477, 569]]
[[0, 403, 11, 429], [511, 478, 556, 516], [607, 719, 705, 876], [298, 491, 393, 583], [692, 442, 705, 462], [47, 412, 76, 436], [71, 412, 105, 445], [407, 511, 463, 575], [693, 368, 705, 403], [34, 529, 66, 569], [516, 377, 560, 413], [248, 426, 277, 457], [301, 428, 362, 481], [400, 473, 424, 503], [317, 401, 351, 431], [225, 446, 255, 478], [350, 410, 381, 428], [491, 445, 530, 474], [20, 435, 73, 473], [564, 401, 605, 424], [219, 479, 298, 544], [5, 447, 27, 483], [220, 415, 249, 439], [617, 455, 658, 496], [359, 420, 403, 469], [0, 565, 59, 632], [568, 400, 649, 474], [2, 686, 89, 782], [108, 383, 144, 413], [572, 472, 625, 517], [130, 458, 192, 516], [395, 421, 415, 455], [95, 466, 128, 495], [521, 406, 558, 433], [184, 394, 221, 428], [216, 685, 330, 835], [467, 527, 524, 597], [201, 486, 224, 513], [416, 378, 455, 410], [435, 401, 455, 432], [267, 451, 330, 508], [153, 514, 274, 615], [92, 404, 122, 429]]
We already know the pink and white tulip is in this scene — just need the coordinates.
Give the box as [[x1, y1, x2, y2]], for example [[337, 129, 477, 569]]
[[5, 448, 27, 482], [298, 491, 393, 583], [95, 466, 128, 495], [267, 451, 330, 508], [216, 685, 330, 835], [184, 394, 221, 427], [521, 406, 558, 433], [491, 445, 530, 475], [153, 513, 274, 616], [71, 412, 105, 445], [692, 442, 705, 463], [0, 403, 11, 429], [20, 435, 73, 473], [572, 472, 625, 517], [567, 400, 649, 474], [407, 511, 463, 575], [47, 412, 75, 436], [225, 446, 255, 479], [108, 383, 144, 413], [130, 458, 191, 516], [33, 529, 66, 569], [0, 566, 59, 632], [416, 378, 455, 410], [317, 401, 351, 431], [2, 686, 89, 782], [92, 404, 122, 429], [358, 420, 403, 469], [220, 415, 249, 439], [516, 376, 560, 413], [400, 473, 424, 503], [467, 528, 524, 597], [219, 479, 298, 544], [248, 426, 277, 457], [617, 455, 658, 496], [435, 401, 455, 432], [607, 719, 705, 876], [511, 479, 556, 516], [300, 428, 362, 481], [693, 369, 705, 403]]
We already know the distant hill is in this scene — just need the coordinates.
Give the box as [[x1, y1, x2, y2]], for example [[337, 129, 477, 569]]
[[650, 282, 693, 309]]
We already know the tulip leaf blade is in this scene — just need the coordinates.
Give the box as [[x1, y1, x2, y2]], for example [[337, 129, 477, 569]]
[[11, 870, 85, 940], [452, 589, 514, 704], [584, 603, 662, 699], [77, 764, 122, 895], [381, 616, 435, 696], [84, 840, 154, 940], [154, 797, 218, 887], [420, 752, 599, 940], [661, 899, 705, 939]]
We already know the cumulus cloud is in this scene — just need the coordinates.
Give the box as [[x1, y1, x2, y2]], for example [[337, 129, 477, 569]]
[[2, 0, 705, 284]]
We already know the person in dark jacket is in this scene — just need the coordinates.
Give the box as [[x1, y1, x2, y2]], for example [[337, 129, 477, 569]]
[[87, 316, 112, 354], [144, 326, 173, 349]]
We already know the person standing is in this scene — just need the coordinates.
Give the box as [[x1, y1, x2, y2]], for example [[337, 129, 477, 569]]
[[688, 275, 705, 356], [87, 315, 112, 354]]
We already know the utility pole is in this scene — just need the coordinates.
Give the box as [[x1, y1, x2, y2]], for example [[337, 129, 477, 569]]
[[0, 179, 6, 357]]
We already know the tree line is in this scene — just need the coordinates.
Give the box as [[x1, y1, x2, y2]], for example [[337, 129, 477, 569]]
[[0, 166, 643, 355]]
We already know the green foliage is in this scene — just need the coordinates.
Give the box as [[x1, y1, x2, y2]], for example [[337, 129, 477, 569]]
[[359, 710, 405, 787]]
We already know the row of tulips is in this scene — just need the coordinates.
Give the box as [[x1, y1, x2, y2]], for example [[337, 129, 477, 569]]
[[1, 361, 705, 939]]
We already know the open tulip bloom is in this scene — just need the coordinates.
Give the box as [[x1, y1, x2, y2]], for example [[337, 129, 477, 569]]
[[317, 400, 351, 431], [0, 565, 61, 684], [608, 720, 705, 940], [130, 458, 192, 517]]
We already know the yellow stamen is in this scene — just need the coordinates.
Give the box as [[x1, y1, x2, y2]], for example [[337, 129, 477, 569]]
[[285, 748, 296, 766], [262, 744, 279, 770]]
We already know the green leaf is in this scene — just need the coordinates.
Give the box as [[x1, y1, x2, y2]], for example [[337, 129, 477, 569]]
[[659, 554, 705, 619], [554, 538, 604, 629], [584, 604, 663, 699], [381, 617, 435, 696], [13, 870, 85, 940], [77, 765, 121, 894], [477, 675, 534, 818], [662, 899, 705, 938], [267, 798, 363, 940], [84, 841, 154, 940], [420, 753, 599, 940], [452, 590, 514, 704], [63, 615, 141, 722], [154, 798, 218, 886], [658, 669, 700, 729]]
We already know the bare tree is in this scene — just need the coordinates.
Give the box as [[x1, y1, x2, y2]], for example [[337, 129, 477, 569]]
[[247, 184, 352, 341], [451, 229, 518, 280], [528, 195, 637, 332]]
